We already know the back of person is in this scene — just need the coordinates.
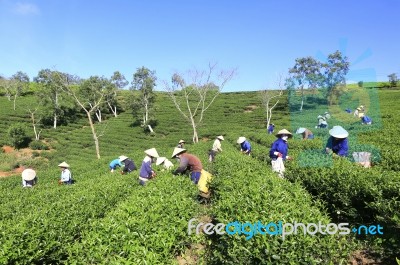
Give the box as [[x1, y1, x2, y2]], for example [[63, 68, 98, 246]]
[[181, 153, 202, 172]]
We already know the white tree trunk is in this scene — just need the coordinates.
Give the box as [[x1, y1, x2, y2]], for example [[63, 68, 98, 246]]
[[54, 91, 58, 129], [107, 102, 118, 117], [13, 94, 17, 110], [95, 109, 102, 122], [87, 111, 100, 159], [190, 117, 198, 143]]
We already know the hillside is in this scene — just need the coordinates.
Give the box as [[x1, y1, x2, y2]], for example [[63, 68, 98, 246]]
[[0, 89, 399, 264]]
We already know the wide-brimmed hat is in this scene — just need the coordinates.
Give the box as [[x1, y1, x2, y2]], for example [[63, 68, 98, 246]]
[[145, 148, 159, 158], [22, 169, 36, 181], [156, 157, 166, 166], [217, 135, 224, 141], [178, 139, 186, 144], [317, 115, 323, 119], [119, 155, 128, 162], [324, 112, 329, 114], [58, 162, 70, 168], [237, 137, 246, 144], [276, 129, 293, 138], [171, 147, 186, 158], [356, 107, 361, 111], [296, 128, 306, 134], [329, 126, 349, 138]]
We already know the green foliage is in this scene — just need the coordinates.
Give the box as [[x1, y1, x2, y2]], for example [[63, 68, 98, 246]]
[[8, 123, 28, 149], [29, 140, 49, 150]]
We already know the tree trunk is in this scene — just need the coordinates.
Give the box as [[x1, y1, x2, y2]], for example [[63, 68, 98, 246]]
[[190, 117, 198, 143], [95, 109, 102, 122], [87, 111, 101, 159], [54, 92, 58, 129], [144, 102, 148, 124], [107, 102, 118, 117], [13, 94, 17, 110]]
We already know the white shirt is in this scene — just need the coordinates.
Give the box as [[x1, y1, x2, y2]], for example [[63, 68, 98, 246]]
[[212, 139, 222, 152], [60, 169, 71, 182]]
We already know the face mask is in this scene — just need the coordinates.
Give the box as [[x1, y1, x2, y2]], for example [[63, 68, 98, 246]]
[[282, 136, 288, 141]]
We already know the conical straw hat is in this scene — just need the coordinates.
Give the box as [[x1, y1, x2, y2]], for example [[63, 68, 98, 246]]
[[237, 137, 246, 144], [22, 169, 36, 181], [276, 129, 293, 138], [58, 162, 70, 168], [329, 126, 349, 138], [156, 157, 166, 166], [171, 147, 186, 158], [217, 135, 224, 141], [145, 148, 159, 158]]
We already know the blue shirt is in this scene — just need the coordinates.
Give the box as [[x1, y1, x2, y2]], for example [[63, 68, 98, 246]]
[[269, 138, 289, 160], [362, 116, 372, 123], [241, 141, 251, 153], [268, 125, 274, 133], [326, 137, 348, 157], [139, 157, 153, 178], [109, 159, 122, 168]]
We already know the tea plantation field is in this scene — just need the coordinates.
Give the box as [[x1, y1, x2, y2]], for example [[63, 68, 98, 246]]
[[0, 89, 399, 264]]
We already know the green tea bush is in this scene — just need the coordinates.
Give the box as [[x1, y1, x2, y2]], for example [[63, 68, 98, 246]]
[[29, 140, 49, 150], [8, 123, 28, 149]]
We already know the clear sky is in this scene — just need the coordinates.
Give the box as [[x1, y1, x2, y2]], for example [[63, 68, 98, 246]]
[[0, 0, 399, 91]]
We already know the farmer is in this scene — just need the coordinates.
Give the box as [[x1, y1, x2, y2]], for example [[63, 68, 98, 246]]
[[354, 107, 360, 117], [119, 155, 137, 174], [156, 157, 174, 169], [361, 115, 372, 125], [177, 140, 186, 148], [357, 105, 365, 118], [237, 137, 251, 155], [324, 111, 331, 119], [269, 129, 292, 178], [58, 162, 72, 185], [209, 135, 224, 162], [22, 168, 37, 187], [267, 123, 275, 134], [345, 108, 352, 114], [172, 148, 203, 184], [109, 157, 123, 173], [296, 127, 314, 140], [139, 148, 159, 186], [325, 126, 349, 157], [317, 115, 328, 129]]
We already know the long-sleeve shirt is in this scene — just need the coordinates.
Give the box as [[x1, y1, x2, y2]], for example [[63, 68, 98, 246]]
[[268, 125, 274, 133], [362, 116, 372, 124], [302, 129, 314, 140], [122, 159, 137, 173], [139, 156, 153, 178], [173, 153, 202, 175], [240, 141, 251, 153], [109, 159, 122, 168], [269, 138, 289, 160], [326, 137, 348, 157], [60, 169, 71, 182], [212, 139, 222, 152]]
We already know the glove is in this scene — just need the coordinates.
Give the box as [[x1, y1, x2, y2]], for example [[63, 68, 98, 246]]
[[58, 180, 62, 185], [120, 171, 125, 175]]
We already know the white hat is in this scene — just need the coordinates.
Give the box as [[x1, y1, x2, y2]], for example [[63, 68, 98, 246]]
[[58, 162, 70, 168], [145, 148, 159, 158], [178, 139, 186, 144], [119, 155, 128, 162], [156, 157, 166, 166], [317, 115, 323, 119], [217, 135, 224, 141], [22, 169, 36, 181], [276, 129, 293, 138], [237, 137, 246, 144], [296, 128, 306, 134], [171, 147, 186, 158], [329, 126, 349, 138], [324, 112, 329, 114]]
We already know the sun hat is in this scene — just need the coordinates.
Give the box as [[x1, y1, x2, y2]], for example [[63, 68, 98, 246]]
[[156, 157, 166, 166], [22, 169, 36, 181], [329, 126, 349, 138], [276, 129, 293, 138], [217, 135, 224, 141], [317, 115, 323, 118], [324, 112, 329, 114], [237, 137, 246, 144], [356, 107, 361, 111], [145, 148, 159, 158], [171, 147, 186, 158], [296, 128, 306, 134], [119, 155, 128, 162], [178, 139, 186, 144], [58, 162, 70, 168]]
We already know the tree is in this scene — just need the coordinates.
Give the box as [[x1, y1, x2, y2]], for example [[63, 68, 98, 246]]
[[261, 74, 284, 128], [358, 81, 364, 88], [62, 75, 108, 159], [108, 71, 128, 117], [10, 71, 30, 110], [34, 69, 77, 129], [288, 57, 323, 111], [388, 73, 398, 87], [8, 123, 27, 149], [26, 105, 43, 141], [322, 50, 350, 105], [130, 67, 157, 129], [163, 63, 236, 143], [0, 77, 16, 101]]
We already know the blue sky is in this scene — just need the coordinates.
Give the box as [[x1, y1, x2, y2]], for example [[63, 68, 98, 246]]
[[0, 0, 399, 91]]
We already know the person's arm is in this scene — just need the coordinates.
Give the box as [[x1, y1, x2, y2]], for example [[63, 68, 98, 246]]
[[173, 157, 189, 175], [325, 137, 333, 153], [337, 139, 349, 156]]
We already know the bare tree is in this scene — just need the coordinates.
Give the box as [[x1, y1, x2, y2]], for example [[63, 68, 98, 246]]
[[27, 107, 42, 141], [61, 75, 107, 159], [261, 74, 284, 128], [163, 63, 236, 143]]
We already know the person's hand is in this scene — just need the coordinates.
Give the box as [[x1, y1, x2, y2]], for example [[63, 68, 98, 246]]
[[286, 156, 293, 161], [325, 148, 331, 154], [277, 153, 283, 158], [120, 171, 125, 175], [151, 171, 156, 178], [58, 179, 62, 185]]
